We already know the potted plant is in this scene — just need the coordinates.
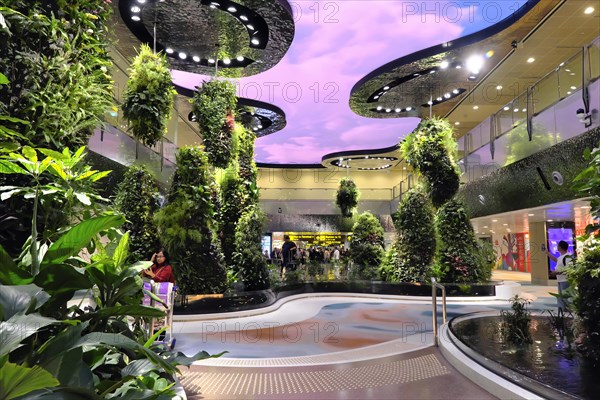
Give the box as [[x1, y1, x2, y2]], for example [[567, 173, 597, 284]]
[[336, 178, 359, 217], [122, 44, 176, 147]]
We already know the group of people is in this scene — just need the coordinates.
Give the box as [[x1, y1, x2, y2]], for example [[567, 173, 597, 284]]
[[265, 235, 348, 277]]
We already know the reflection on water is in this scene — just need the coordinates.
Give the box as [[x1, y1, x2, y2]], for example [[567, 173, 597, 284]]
[[452, 316, 599, 399]]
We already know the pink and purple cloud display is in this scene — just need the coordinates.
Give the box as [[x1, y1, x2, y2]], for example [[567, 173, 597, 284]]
[[171, 1, 528, 165]]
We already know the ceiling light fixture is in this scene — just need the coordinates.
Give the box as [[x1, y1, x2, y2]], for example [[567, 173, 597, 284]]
[[503, 106, 510, 111], [192, 55, 200, 62], [527, 57, 535, 63], [178, 52, 187, 60], [131, 15, 141, 21], [251, 38, 260, 45], [236, 55, 244, 61], [496, 85, 503, 90], [584, 6, 594, 14], [440, 60, 449, 69], [473, 106, 479, 110], [466, 54, 484, 74], [240, 15, 248, 21], [227, 6, 237, 12]]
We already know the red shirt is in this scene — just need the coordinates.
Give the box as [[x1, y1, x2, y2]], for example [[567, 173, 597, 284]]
[[151, 263, 174, 283]]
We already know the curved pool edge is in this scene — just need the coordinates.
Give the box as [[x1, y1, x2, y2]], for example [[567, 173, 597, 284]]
[[190, 333, 434, 368], [438, 321, 544, 400], [174, 281, 522, 322]]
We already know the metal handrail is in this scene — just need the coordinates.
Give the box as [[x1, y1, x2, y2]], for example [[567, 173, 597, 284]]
[[431, 278, 447, 347]]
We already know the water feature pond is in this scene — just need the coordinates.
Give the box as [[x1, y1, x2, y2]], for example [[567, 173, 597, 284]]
[[450, 314, 600, 399]]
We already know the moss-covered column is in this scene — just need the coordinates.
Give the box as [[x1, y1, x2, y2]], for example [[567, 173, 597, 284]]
[[529, 221, 550, 285]]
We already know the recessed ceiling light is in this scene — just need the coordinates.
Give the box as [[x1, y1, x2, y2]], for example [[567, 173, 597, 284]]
[[403, 167, 406, 170], [373, 96, 379, 100], [440, 60, 449, 69], [131, 15, 141, 21], [483, 226, 488, 228], [522, 108, 527, 112], [454, 122, 460, 125], [240, 15, 248, 21], [383, 86, 390, 90], [528, 213, 535, 216], [210, 2, 220, 6], [430, 70, 435, 74], [570, 86, 577, 90], [548, 219, 553, 222], [492, 219, 498, 222], [496, 85, 503, 90], [455, 65, 462, 69], [406, 107, 412, 111], [437, 97, 443, 101], [473, 106, 479, 110], [192, 56, 200, 62], [376, 106, 382, 110], [514, 108, 519, 112], [385, 108, 391, 112], [503, 106, 510, 111], [227, 6, 237, 12], [466, 54, 484, 74], [137, 0, 146, 3], [444, 93, 451, 98], [258, 125, 263, 129], [165, 47, 174, 54], [427, 101, 433, 105], [567, 91, 572, 95], [527, 57, 535, 63], [395, 108, 401, 112], [452, 89, 459, 94], [208, 58, 215, 63], [503, 223, 508, 226], [178, 52, 187, 60], [246, 24, 255, 30], [251, 38, 260, 45], [584, 6, 594, 14], [131, 6, 141, 12]]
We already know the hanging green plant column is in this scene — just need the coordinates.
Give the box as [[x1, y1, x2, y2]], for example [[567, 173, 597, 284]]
[[401, 117, 460, 208], [155, 146, 227, 295], [192, 79, 238, 168], [336, 178, 360, 217], [122, 44, 176, 147], [114, 165, 161, 263], [350, 212, 385, 280]]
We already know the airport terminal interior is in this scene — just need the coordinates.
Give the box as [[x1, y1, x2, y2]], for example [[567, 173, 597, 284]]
[[1, 0, 600, 399]]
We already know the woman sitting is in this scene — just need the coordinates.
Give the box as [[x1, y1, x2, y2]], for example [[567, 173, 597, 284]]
[[142, 248, 174, 283]]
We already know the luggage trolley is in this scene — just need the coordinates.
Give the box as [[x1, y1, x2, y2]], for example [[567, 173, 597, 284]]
[[142, 280, 177, 350]]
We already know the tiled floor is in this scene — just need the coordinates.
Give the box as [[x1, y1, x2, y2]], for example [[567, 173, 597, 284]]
[[176, 271, 557, 399]]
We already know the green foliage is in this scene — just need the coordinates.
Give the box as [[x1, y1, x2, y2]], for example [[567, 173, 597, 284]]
[[0, 146, 111, 273], [0, 2, 113, 150], [218, 166, 246, 267], [232, 205, 270, 291], [350, 212, 384, 279], [382, 189, 436, 282], [335, 178, 359, 217], [192, 80, 238, 168], [401, 118, 460, 207], [237, 126, 259, 204], [155, 146, 227, 294], [114, 165, 160, 263], [500, 295, 532, 344], [436, 199, 493, 283], [122, 44, 176, 147], [0, 227, 220, 398], [504, 122, 556, 166]]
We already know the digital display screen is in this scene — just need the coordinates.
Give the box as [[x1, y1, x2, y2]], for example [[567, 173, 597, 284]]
[[547, 227, 575, 272]]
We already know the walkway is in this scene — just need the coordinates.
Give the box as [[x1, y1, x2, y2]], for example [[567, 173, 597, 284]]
[[176, 272, 558, 399]]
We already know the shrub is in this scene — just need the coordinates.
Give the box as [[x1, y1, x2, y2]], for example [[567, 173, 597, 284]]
[[122, 44, 176, 147], [155, 146, 227, 294], [192, 79, 238, 168], [401, 118, 460, 207], [350, 212, 384, 279], [384, 189, 436, 282], [500, 295, 532, 344], [232, 205, 270, 291], [114, 165, 160, 262], [336, 178, 359, 217]]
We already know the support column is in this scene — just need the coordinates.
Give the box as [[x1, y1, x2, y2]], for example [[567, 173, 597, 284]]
[[529, 221, 550, 285]]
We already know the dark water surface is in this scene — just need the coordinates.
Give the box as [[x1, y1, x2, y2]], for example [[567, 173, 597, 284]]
[[451, 315, 600, 399]]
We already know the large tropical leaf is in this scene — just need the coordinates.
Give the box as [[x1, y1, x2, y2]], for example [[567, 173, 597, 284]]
[[0, 314, 59, 358], [41, 347, 94, 389], [0, 246, 33, 285], [34, 264, 93, 296], [41, 215, 125, 267], [90, 305, 165, 319], [112, 231, 130, 272], [0, 363, 59, 400], [121, 359, 155, 378], [0, 284, 49, 320]]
